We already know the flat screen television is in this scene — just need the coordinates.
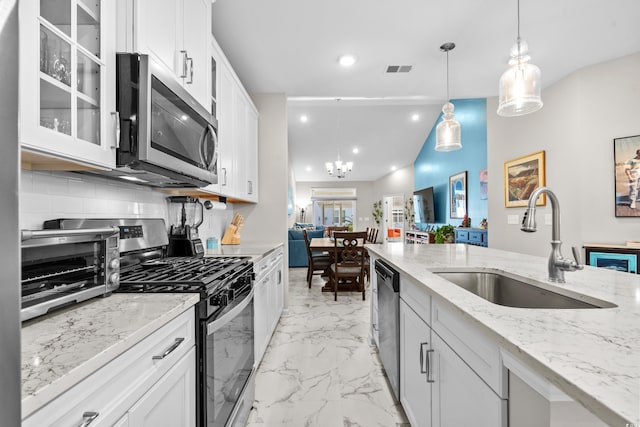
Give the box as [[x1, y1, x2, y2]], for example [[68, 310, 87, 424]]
[[413, 186, 436, 224]]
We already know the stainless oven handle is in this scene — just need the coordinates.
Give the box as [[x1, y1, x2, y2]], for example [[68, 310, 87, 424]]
[[21, 226, 120, 241], [207, 287, 254, 335]]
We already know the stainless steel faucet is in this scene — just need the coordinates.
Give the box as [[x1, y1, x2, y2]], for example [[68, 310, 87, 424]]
[[521, 187, 583, 282]]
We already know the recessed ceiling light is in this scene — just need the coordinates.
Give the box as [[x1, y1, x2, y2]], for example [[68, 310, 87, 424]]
[[391, 166, 397, 171], [305, 166, 311, 172], [411, 114, 420, 121], [338, 54, 356, 67], [300, 115, 308, 123], [352, 148, 359, 154]]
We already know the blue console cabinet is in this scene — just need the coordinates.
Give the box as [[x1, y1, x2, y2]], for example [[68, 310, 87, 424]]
[[454, 228, 488, 247]]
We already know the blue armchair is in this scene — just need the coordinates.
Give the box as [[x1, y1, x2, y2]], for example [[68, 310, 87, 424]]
[[288, 226, 325, 267]]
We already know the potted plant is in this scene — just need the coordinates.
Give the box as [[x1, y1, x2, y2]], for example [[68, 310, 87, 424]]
[[434, 224, 455, 244], [372, 200, 383, 227]]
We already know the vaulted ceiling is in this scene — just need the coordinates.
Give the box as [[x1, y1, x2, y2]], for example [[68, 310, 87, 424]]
[[211, 0, 640, 182]]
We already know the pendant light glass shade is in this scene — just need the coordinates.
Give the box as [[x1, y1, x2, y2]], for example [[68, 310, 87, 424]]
[[497, 0, 543, 117], [435, 42, 461, 152], [435, 102, 461, 151]]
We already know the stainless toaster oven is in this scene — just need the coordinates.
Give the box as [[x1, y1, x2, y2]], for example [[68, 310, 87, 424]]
[[21, 226, 120, 322]]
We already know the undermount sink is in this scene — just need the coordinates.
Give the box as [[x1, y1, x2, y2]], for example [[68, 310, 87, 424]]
[[433, 270, 617, 309]]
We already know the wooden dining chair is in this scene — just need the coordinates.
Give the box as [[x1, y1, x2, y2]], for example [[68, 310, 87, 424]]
[[329, 231, 368, 301], [366, 227, 378, 243], [327, 225, 348, 237], [302, 229, 331, 288]]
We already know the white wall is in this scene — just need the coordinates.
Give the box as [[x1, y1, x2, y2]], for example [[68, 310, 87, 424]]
[[235, 93, 288, 245], [234, 93, 290, 309], [20, 170, 235, 239], [487, 52, 640, 256]]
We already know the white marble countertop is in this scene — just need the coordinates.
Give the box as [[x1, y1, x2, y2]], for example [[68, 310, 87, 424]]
[[21, 293, 199, 419], [365, 242, 640, 426], [205, 242, 283, 260]]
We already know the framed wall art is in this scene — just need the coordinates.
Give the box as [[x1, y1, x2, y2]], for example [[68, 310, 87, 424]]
[[504, 150, 546, 208], [614, 135, 640, 217], [449, 171, 467, 219]]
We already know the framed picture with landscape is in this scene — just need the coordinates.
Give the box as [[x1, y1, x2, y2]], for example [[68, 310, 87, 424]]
[[614, 135, 640, 217], [449, 171, 467, 219], [504, 150, 546, 208]]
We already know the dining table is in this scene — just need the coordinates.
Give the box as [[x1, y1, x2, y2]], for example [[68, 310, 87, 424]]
[[309, 237, 366, 292]]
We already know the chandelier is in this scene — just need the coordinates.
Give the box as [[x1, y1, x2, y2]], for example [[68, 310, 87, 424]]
[[326, 153, 353, 179]]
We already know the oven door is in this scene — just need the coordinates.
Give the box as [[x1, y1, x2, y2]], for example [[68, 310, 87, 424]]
[[201, 286, 255, 427]]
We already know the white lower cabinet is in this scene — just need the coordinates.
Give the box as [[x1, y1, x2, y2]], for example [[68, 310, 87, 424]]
[[22, 308, 196, 427], [128, 347, 196, 427], [398, 278, 507, 427], [400, 300, 431, 427], [431, 333, 506, 427], [254, 247, 284, 366]]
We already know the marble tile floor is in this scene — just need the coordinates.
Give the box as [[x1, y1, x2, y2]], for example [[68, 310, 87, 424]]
[[246, 268, 409, 427]]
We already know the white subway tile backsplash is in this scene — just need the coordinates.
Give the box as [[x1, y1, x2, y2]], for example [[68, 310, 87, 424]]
[[33, 171, 68, 195], [55, 196, 84, 214], [19, 170, 233, 235], [20, 170, 33, 193], [20, 192, 51, 214], [68, 176, 96, 198]]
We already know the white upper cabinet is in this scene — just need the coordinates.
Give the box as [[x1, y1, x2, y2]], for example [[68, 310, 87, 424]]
[[119, 0, 211, 111], [202, 36, 258, 202], [19, 0, 117, 169]]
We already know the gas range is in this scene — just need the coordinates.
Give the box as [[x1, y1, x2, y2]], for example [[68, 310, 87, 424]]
[[45, 218, 254, 319], [118, 255, 253, 319]]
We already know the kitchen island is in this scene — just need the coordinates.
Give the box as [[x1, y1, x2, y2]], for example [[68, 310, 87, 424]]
[[366, 242, 640, 426]]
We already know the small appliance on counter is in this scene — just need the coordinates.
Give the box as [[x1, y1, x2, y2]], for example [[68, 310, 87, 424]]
[[167, 196, 204, 257], [20, 225, 120, 322]]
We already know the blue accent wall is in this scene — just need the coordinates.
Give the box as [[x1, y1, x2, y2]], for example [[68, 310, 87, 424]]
[[414, 98, 487, 228]]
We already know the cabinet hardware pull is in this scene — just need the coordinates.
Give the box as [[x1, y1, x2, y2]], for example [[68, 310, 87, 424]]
[[110, 112, 120, 149], [78, 411, 99, 427], [426, 349, 435, 383], [152, 337, 185, 360], [180, 50, 188, 78], [186, 56, 194, 84], [222, 168, 227, 185], [419, 342, 428, 374]]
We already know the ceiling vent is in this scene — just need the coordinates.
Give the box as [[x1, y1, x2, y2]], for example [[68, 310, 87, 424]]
[[385, 65, 413, 73]]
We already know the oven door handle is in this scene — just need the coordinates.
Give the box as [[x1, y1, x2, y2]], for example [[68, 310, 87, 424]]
[[21, 227, 120, 241], [207, 287, 254, 335]]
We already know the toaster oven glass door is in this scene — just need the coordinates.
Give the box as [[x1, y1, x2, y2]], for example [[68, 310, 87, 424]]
[[21, 240, 106, 309]]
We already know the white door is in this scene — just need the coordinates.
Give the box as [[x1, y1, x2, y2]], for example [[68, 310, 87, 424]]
[[431, 333, 506, 427], [128, 348, 196, 427], [400, 300, 432, 427], [135, 0, 182, 77]]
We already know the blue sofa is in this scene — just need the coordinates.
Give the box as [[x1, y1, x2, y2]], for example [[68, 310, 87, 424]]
[[288, 225, 325, 267]]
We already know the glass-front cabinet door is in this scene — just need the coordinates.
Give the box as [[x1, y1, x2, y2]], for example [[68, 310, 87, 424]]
[[19, 0, 116, 169]]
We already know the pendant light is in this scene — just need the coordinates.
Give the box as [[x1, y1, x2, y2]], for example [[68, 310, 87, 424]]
[[497, 0, 543, 116], [435, 42, 461, 152]]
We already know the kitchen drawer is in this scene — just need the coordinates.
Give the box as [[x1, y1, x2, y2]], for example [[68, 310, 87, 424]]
[[431, 300, 506, 398], [455, 230, 470, 242], [23, 308, 195, 427], [469, 231, 484, 244], [254, 248, 282, 279], [399, 275, 431, 326]]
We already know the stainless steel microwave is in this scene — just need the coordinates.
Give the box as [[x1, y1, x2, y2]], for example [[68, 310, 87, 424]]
[[110, 53, 218, 188]]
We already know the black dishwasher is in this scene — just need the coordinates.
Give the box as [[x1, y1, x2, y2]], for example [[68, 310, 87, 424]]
[[375, 259, 400, 401]]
